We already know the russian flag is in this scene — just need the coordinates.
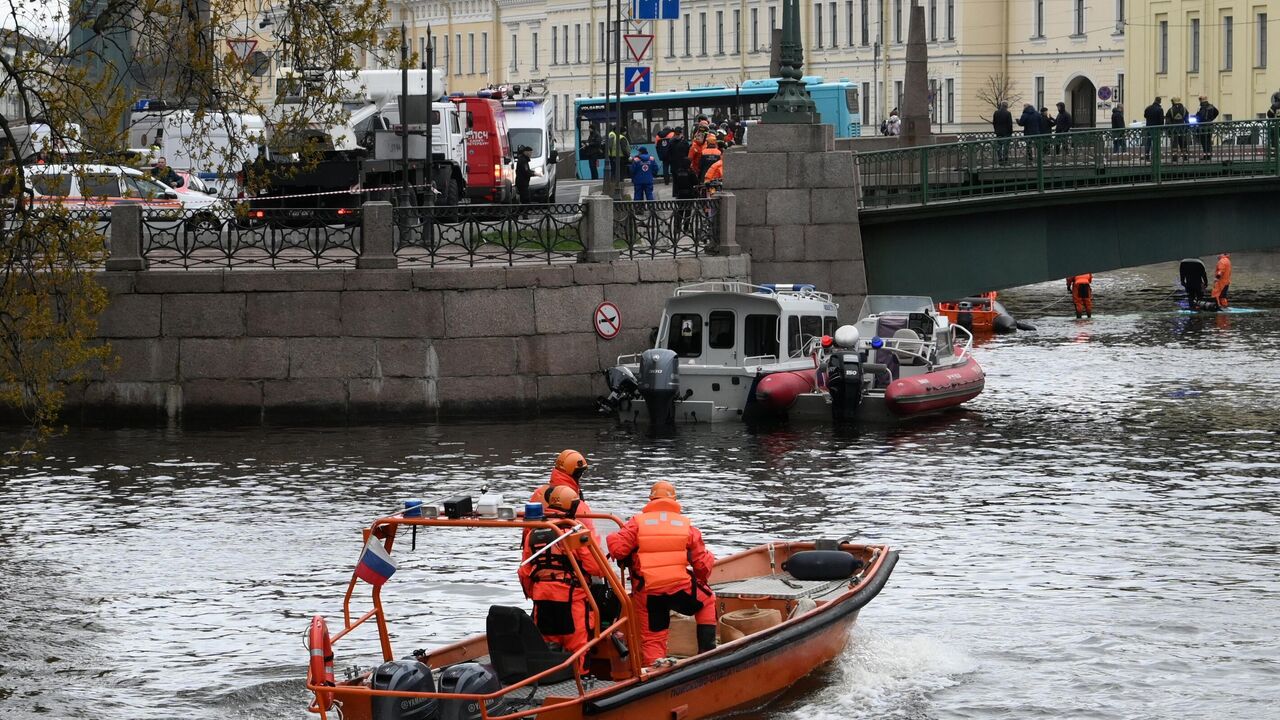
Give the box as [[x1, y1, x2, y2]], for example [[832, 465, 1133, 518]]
[[355, 537, 397, 587]]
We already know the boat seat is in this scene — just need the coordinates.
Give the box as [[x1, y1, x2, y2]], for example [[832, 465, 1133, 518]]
[[485, 605, 575, 686], [891, 328, 927, 365]]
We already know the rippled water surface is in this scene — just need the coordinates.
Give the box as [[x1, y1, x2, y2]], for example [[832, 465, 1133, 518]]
[[2, 257, 1279, 720]]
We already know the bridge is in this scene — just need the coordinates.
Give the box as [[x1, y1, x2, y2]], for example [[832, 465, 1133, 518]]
[[853, 120, 1280, 299]]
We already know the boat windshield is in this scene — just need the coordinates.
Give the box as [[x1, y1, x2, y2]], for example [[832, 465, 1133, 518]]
[[856, 295, 935, 320]]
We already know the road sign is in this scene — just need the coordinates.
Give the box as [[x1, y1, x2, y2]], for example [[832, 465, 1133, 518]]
[[624, 34, 654, 62], [1098, 86, 1113, 101], [624, 67, 651, 94], [226, 38, 258, 62], [594, 301, 621, 339], [634, 0, 680, 20]]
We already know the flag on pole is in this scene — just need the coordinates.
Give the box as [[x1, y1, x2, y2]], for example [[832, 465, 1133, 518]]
[[355, 537, 397, 586]]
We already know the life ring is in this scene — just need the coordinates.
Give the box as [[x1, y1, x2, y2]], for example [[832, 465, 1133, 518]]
[[308, 615, 335, 707]]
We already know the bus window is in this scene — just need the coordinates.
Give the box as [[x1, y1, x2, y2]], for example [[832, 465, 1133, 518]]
[[846, 87, 860, 112], [626, 110, 647, 143], [668, 313, 703, 358], [744, 314, 779, 359]]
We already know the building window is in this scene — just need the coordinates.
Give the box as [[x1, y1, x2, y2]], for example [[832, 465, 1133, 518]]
[[860, 0, 869, 45], [482, 32, 488, 74], [845, 1, 853, 45], [814, 4, 823, 49], [1033, 0, 1044, 38], [829, 2, 837, 47], [532, 32, 538, 70], [861, 81, 870, 119], [717, 10, 725, 54], [1034, 76, 1044, 110], [1190, 18, 1200, 73], [1117, 72, 1124, 104], [468, 33, 475, 74], [946, 0, 954, 39], [551, 26, 558, 66], [946, 77, 954, 123], [510, 34, 518, 70], [751, 8, 759, 51], [455, 33, 462, 74], [684, 14, 691, 56], [1223, 15, 1233, 71], [929, 0, 937, 41], [770, 6, 777, 32], [700, 12, 707, 55], [574, 24, 581, 64], [562, 25, 569, 64], [734, 9, 741, 54], [1116, 0, 1125, 34], [1258, 13, 1268, 68], [894, 80, 903, 111], [1158, 20, 1168, 73], [599, 22, 605, 62], [929, 79, 938, 123], [893, 0, 902, 43], [1073, 0, 1084, 36], [668, 20, 676, 58]]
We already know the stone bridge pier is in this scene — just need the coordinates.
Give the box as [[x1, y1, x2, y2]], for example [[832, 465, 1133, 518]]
[[725, 123, 868, 321]]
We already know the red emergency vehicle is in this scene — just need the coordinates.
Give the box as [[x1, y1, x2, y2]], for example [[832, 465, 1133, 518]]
[[450, 94, 516, 204]]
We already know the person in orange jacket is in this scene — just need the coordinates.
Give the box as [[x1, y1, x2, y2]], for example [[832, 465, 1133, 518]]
[[531, 449, 597, 533], [1067, 272, 1093, 318], [703, 156, 724, 184], [687, 129, 706, 175], [697, 137, 722, 180], [607, 481, 717, 666], [1212, 253, 1232, 308], [518, 486, 603, 663]]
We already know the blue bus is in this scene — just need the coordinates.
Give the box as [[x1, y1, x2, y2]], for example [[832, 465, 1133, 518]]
[[573, 76, 861, 179]]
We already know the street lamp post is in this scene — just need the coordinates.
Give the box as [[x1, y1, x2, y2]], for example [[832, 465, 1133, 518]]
[[761, 0, 819, 124]]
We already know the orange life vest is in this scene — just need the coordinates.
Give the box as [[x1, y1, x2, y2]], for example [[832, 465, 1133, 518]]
[[1072, 273, 1093, 286], [635, 498, 692, 592]]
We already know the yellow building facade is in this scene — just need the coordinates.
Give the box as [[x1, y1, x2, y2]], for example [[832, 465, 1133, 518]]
[[1125, 1, 1278, 120]]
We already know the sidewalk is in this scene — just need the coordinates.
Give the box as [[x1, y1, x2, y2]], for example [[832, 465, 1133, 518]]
[[573, 179, 677, 201]]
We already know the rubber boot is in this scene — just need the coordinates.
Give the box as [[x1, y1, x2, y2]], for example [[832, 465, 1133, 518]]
[[696, 624, 717, 653]]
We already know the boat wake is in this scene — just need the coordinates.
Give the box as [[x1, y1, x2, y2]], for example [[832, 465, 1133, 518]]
[[774, 628, 974, 720]]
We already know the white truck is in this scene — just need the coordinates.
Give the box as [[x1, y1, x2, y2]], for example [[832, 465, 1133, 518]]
[[127, 107, 267, 197], [498, 88, 559, 201], [248, 68, 467, 215]]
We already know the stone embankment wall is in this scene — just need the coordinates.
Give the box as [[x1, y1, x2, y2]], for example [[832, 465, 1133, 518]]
[[75, 256, 748, 423]]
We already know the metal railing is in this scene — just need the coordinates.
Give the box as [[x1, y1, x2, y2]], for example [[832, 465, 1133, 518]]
[[857, 119, 1280, 209], [392, 203, 585, 266], [613, 198, 718, 258], [141, 208, 362, 269]]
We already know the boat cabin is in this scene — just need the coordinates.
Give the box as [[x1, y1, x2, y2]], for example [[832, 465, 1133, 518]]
[[655, 282, 839, 367], [852, 295, 958, 380]]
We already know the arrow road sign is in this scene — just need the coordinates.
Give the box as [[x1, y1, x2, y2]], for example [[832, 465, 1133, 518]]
[[625, 66, 651, 94], [624, 34, 654, 62]]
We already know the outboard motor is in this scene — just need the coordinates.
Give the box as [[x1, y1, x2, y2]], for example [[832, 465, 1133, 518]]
[[371, 659, 439, 720], [954, 301, 974, 334], [638, 348, 679, 427], [597, 365, 639, 412], [438, 662, 509, 720], [826, 325, 863, 422]]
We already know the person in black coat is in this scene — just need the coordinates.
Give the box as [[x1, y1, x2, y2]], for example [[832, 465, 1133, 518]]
[[1165, 97, 1190, 161], [1053, 101, 1073, 154], [991, 102, 1013, 163], [1195, 96, 1219, 159], [1143, 97, 1164, 159], [1016, 103, 1042, 163], [1110, 104, 1125, 153]]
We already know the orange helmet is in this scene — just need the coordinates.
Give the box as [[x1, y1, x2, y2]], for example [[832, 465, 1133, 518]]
[[555, 449, 588, 480], [546, 485, 581, 516], [649, 480, 676, 500]]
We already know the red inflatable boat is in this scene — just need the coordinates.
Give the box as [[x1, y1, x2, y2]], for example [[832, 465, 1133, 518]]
[[883, 353, 985, 415]]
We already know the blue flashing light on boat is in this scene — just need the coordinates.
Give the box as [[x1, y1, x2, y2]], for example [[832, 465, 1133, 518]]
[[871, 336, 884, 349], [525, 502, 544, 520], [761, 283, 817, 292], [403, 500, 423, 517]]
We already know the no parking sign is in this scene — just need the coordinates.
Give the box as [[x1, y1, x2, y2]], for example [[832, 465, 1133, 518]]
[[595, 301, 621, 339]]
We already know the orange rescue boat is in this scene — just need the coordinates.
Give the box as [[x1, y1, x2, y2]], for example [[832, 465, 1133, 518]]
[[305, 505, 897, 720]]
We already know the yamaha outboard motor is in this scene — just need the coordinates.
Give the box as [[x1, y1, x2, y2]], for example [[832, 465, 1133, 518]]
[[827, 325, 863, 422], [438, 662, 509, 720], [597, 365, 639, 412], [638, 348, 679, 427], [371, 660, 439, 720]]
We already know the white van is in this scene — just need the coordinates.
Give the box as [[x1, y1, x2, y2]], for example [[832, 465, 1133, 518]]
[[128, 109, 267, 196], [502, 96, 558, 201]]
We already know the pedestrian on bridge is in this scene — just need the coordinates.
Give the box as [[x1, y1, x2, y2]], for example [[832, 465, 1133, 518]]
[[1165, 98, 1191, 162], [1143, 97, 1164, 159], [1111, 104, 1126, 153], [1195, 97, 1219, 160], [1053, 102, 1073, 155], [1067, 273, 1094, 319], [1017, 103, 1043, 163], [991, 102, 1013, 164]]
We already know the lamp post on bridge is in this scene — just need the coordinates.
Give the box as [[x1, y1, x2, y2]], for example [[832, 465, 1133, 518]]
[[761, 0, 819, 125]]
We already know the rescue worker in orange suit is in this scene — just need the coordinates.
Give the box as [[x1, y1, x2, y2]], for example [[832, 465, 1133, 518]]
[[687, 125, 709, 175], [1067, 273, 1094, 319], [607, 481, 717, 666], [1212, 253, 1232, 308], [703, 156, 724, 184], [531, 449, 597, 534], [697, 137, 722, 181], [519, 486, 603, 662]]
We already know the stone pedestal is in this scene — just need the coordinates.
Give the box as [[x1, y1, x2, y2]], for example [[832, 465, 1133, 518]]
[[105, 203, 148, 272], [724, 124, 867, 320], [357, 202, 398, 269], [580, 195, 619, 262]]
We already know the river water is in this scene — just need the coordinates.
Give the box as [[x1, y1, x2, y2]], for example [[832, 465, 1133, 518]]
[[2, 256, 1279, 720]]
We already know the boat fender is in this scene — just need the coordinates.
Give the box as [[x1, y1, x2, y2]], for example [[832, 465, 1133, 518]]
[[1014, 320, 1037, 331], [992, 313, 1017, 334], [370, 659, 438, 720], [782, 550, 864, 581], [307, 615, 336, 709]]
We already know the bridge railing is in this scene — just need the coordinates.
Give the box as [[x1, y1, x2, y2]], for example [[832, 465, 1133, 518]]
[[857, 119, 1280, 209]]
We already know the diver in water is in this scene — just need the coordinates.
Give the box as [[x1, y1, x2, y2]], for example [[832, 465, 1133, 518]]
[[1179, 258, 1210, 308]]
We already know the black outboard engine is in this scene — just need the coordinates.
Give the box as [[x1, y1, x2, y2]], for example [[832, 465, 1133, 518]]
[[371, 659, 439, 720], [827, 326, 863, 422], [638, 348, 679, 427], [597, 365, 639, 412], [438, 662, 509, 720]]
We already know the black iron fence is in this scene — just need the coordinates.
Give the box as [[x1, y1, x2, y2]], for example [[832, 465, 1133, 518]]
[[141, 208, 362, 269], [393, 203, 585, 266], [612, 198, 719, 258]]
